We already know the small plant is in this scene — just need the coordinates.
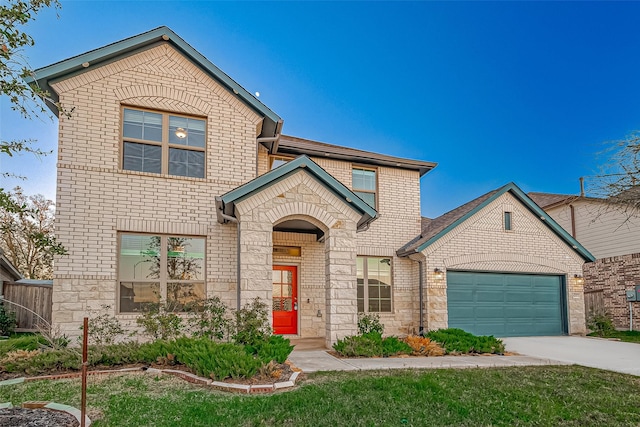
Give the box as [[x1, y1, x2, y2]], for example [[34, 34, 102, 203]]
[[0, 303, 17, 336], [137, 302, 184, 340], [381, 336, 412, 357], [333, 333, 382, 357], [249, 334, 294, 364], [36, 321, 69, 350], [0, 349, 40, 369], [357, 312, 384, 335], [80, 305, 126, 346], [257, 360, 282, 380], [587, 313, 615, 337], [187, 297, 232, 341], [404, 335, 445, 356], [232, 298, 272, 346], [425, 328, 505, 354]]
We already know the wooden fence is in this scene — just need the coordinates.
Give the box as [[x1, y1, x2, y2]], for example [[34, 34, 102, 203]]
[[584, 289, 605, 318], [1, 281, 52, 332]]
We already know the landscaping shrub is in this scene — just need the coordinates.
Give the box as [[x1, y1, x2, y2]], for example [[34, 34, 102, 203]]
[[381, 336, 412, 357], [1, 348, 81, 375], [233, 298, 272, 345], [0, 334, 48, 357], [425, 328, 505, 354], [404, 335, 445, 356], [248, 334, 294, 364], [170, 337, 261, 380], [187, 297, 232, 341], [357, 312, 384, 335], [84, 305, 125, 345], [0, 303, 17, 336], [136, 302, 184, 340], [333, 333, 382, 357], [587, 313, 615, 337]]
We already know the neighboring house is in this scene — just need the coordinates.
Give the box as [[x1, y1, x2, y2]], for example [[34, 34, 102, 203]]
[[30, 27, 592, 346], [0, 248, 22, 285], [530, 190, 640, 330]]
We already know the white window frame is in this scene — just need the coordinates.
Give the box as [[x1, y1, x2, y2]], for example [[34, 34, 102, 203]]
[[357, 255, 393, 313]]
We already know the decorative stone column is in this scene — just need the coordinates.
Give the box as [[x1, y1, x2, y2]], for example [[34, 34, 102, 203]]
[[324, 220, 358, 347], [237, 211, 273, 305]]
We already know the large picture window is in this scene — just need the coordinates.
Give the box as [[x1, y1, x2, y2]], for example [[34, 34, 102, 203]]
[[118, 234, 205, 313], [357, 256, 392, 313], [352, 167, 377, 208], [122, 108, 206, 178]]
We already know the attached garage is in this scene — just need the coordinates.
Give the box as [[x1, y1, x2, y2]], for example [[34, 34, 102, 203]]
[[447, 271, 567, 337]]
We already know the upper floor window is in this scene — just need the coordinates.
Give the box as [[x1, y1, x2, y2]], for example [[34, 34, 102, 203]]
[[357, 256, 392, 313], [352, 166, 377, 208], [118, 233, 206, 313], [122, 108, 206, 178]]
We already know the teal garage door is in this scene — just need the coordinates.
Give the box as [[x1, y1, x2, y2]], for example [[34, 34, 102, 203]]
[[447, 271, 566, 337]]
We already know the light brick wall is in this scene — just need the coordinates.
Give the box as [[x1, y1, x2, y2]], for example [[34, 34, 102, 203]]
[[52, 43, 262, 337], [421, 192, 587, 334]]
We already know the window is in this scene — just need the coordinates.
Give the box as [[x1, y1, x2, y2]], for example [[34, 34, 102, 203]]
[[122, 108, 206, 178], [118, 234, 205, 312], [357, 256, 392, 312], [352, 167, 377, 208], [504, 211, 512, 231], [269, 155, 293, 170]]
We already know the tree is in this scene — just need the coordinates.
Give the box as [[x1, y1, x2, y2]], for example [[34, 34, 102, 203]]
[[588, 131, 640, 217], [0, 187, 65, 279]]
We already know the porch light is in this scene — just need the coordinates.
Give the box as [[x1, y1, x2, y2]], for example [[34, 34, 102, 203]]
[[175, 127, 187, 139], [434, 268, 444, 280], [574, 274, 584, 285]]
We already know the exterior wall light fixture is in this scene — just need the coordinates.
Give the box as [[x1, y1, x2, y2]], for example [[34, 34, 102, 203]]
[[574, 274, 584, 285], [434, 268, 444, 280]]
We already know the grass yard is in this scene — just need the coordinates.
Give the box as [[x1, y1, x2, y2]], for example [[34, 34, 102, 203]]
[[589, 330, 640, 344], [0, 366, 638, 426]]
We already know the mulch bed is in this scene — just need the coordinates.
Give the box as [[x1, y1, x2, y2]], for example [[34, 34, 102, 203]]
[[0, 408, 78, 427]]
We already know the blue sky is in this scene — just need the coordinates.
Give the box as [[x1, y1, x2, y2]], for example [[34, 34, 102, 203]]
[[2, 1, 640, 218]]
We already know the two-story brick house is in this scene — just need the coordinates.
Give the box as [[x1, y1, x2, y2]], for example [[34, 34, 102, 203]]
[[31, 27, 593, 346]]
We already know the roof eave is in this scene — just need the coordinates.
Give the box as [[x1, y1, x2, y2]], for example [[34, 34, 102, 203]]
[[26, 26, 282, 138]]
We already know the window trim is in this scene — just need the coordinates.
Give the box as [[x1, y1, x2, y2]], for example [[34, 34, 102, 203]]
[[120, 106, 207, 178], [117, 232, 206, 313], [352, 165, 378, 210], [357, 255, 393, 313]]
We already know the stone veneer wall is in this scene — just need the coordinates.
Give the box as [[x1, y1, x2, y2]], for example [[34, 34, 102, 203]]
[[420, 192, 587, 334], [583, 253, 640, 330]]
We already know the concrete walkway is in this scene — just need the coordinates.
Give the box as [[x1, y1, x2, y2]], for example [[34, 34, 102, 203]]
[[503, 336, 640, 376], [288, 349, 563, 373]]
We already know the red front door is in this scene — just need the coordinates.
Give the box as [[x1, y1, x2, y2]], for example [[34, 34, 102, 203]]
[[272, 265, 298, 335]]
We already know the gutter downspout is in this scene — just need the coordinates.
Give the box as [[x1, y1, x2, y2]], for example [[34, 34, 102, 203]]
[[217, 208, 242, 311], [418, 260, 424, 335], [256, 119, 284, 154]]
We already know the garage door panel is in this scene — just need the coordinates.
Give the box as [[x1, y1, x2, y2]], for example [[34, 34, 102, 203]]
[[447, 271, 565, 337]]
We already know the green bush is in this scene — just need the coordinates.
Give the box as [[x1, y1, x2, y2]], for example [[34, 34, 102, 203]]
[[187, 297, 232, 341], [1, 349, 81, 375], [170, 337, 261, 380], [587, 313, 615, 337], [381, 336, 412, 357], [425, 328, 505, 354], [333, 333, 382, 357], [0, 334, 47, 358], [136, 303, 184, 340], [248, 335, 294, 364], [84, 305, 125, 346], [233, 298, 271, 346], [0, 304, 17, 336], [357, 312, 384, 335]]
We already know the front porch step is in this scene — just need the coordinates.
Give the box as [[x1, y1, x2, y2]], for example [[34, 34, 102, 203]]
[[288, 337, 327, 351]]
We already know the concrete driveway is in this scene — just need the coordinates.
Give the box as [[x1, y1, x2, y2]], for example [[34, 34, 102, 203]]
[[503, 336, 640, 376]]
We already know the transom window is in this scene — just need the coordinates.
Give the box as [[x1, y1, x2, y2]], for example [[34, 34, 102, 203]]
[[357, 256, 392, 313], [122, 108, 206, 178], [118, 234, 205, 312], [352, 167, 377, 208]]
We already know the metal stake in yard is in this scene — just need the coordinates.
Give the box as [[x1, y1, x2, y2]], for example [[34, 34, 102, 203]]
[[81, 317, 88, 427]]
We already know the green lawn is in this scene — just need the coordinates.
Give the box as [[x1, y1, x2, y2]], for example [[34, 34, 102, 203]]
[[588, 330, 640, 343], [0, 366, 639, 426]]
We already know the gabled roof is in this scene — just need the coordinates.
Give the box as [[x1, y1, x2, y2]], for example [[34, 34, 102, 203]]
[[398, 183, 595, 262], [216, 155, 378, 231], [0, 248, 23, 281], [527, 192, 577, 209], [26, 26, 282, 138], [274, 135, 437, 177]]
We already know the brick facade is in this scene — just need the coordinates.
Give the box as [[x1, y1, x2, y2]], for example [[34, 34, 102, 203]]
[[583, 253, 640, 330]]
